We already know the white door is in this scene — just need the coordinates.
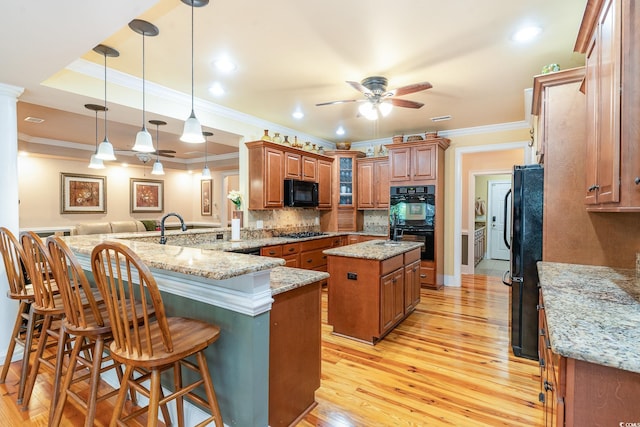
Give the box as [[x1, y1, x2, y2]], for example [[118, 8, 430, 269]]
[[488, 180, 511, 260]]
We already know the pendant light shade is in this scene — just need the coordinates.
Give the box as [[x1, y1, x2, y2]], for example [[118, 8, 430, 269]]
[[201, 130, 213, 179], [93, 44, 119, 161], [180, 0, 209, 143], [150, 119, 166, 176], [130, 19, 159, 153], [86, 103, 106, 169]]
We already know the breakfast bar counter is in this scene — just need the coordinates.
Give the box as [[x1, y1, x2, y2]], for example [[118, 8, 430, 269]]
[[62, 232, 327, 427]]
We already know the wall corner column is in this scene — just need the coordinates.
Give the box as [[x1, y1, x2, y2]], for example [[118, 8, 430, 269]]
[[0, 82, 24, 366]]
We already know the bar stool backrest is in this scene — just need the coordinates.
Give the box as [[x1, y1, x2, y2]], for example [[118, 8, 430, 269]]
[[20, 232, 59, 310], [47, 236, 105, 329], [0, 227, 31, 298], [91, 241, 172, 358]]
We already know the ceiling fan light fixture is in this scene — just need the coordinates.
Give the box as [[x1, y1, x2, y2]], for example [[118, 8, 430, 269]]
[[358, 102, 378, 121], [379, 101, 393, 117], [292, 108, 304, 119], [336, 126, 345, 136], [512, 25, 542, 42], [182, 110, 205, 143]]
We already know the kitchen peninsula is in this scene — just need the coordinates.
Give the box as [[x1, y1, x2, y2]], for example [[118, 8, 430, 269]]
[[325, 240, 423, 343], [62, 229, 329, 427], [537, 262, 640, 425]]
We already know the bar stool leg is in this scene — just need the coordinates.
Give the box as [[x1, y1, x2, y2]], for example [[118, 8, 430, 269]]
[[197, 351, 223, 427], [20, 313, 53, 409], [147, 369, 161, 427], [0, 301, 28, 383], [174, 361, 184, 427], [16, 304, 37, 404], [48, 324, 70, 426], [110, 364, 133, 427], [85, 336, 105, 427], [50, 331, 83, 427]]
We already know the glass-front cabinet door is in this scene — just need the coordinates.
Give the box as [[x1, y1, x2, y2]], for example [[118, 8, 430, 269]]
[[339, 157, 354, 205]]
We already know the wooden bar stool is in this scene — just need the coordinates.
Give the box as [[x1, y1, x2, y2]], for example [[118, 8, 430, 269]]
[[47, 235, 126, 427], [18, 231, 67, 409], [0, 227, 35, 390], [91, 241, 224, 427]]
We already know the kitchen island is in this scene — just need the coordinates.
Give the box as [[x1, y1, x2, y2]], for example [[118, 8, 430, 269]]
[[537, 261, 640, 426], [63, 231, 328, 427], [324, 240, 423, 344]]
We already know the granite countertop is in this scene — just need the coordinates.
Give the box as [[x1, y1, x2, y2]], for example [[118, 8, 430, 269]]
[[64, 234, 285, 281], [537, 261, 640, 373], [269, 267, 329, 296], [323, 239, 423, 260]]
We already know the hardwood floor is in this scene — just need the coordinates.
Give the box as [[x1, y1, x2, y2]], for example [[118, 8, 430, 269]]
[[0, 273, 543, 426]]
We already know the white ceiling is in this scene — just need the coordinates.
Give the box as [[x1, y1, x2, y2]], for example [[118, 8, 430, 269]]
[[1, 0, 587, 169]]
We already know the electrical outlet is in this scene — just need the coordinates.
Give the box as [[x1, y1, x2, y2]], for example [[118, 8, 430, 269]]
[[256, 220, 263, 229], [216, 233, 224, 240]]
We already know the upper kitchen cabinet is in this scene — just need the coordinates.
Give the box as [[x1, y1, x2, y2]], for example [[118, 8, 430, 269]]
[[246, 140, 332, 210], [575, 0, 640, 211], [356, 157, 389, 210], [317, 158, 333, 209], [320, 150, 365, 231], [388, 138, 450, 184]]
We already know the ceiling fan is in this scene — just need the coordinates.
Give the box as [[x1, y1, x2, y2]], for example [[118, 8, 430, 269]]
[[316, 76, 432, 120], [115, 148, 176, 158]]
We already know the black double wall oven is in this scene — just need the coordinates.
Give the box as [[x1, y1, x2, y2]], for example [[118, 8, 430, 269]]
[[389, 185, 435, 262]]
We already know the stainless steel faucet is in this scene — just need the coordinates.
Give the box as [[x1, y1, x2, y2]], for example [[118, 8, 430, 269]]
[[159, 212, 187, 245]]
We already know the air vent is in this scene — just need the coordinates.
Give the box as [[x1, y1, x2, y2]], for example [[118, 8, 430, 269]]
[[24, 116, 45, 124], [430, 115, 452, 122]]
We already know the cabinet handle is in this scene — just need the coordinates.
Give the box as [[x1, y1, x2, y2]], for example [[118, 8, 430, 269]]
[[545, 338, 551, 349], [539, 392, 545, 403], [635, 177, 640, 185], [539, 328, 545, 337], [587, 184, 600, 192], [306, 259, 313, 264], [269, 251, 277, 256], [537, 303, 544, 311], [543, 380, 553, 392], [287, 247, 295, 252], [420, 274, 426, 278], [539, 357, 545, 368]]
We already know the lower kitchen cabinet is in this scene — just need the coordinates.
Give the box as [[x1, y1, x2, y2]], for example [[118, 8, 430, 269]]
[[269, 281, 321, 427], [538, 292, 640, 426], [327, 247, 421, 343]]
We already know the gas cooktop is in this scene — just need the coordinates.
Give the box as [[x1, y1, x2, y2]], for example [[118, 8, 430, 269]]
[[279, 231, 327, 239]]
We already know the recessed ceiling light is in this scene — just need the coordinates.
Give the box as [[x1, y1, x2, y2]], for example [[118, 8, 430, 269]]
[[292, 109, 304, 119], [24, 116, 45, 124], [431, 115, 452, 122], [336, 126, 345, 136], [214, 58, 236, 73], [512, 25, 542, 42], [209, 82, 225, 96]]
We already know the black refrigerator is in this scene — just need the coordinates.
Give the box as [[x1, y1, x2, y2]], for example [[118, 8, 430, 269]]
[[502, 164, 543, 360]]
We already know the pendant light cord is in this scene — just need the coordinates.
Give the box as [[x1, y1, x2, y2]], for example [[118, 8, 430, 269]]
[[95, 110, 99, 150], [142, 32, 146, 127], [103, 53, 108, 140], [191, 1, 195, 111], [204, 135, 208, 166], [155, 124, 160, 161]]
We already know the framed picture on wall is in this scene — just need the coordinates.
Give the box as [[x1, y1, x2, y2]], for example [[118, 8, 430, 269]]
[[130, 178, 164, 213], [60, 173, 107, 213], [201, 179, 213, 216]]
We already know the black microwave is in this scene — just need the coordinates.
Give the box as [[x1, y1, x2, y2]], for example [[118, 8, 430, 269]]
[[284, 179, 319, 207]]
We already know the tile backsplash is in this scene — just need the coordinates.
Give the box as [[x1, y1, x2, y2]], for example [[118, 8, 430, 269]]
[[248, 208, 319, 229]]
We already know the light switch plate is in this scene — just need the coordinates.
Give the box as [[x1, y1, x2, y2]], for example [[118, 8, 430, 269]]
[[256, 220, 263, 229]]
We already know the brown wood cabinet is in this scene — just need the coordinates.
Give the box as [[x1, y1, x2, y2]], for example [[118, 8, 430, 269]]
[[356, 157, 389, 210], [387, 139, 448, 288], [317, 159, 333, 209], [320, 150, 365, 231], [473, 227, 485, 267], [388, 139, 448, 184], [538, 292, 640, 426], [575, 0, 640, 211], [246, 140, 333, 209], [269, 281, 321, 427], [327, 247, 421, 343]]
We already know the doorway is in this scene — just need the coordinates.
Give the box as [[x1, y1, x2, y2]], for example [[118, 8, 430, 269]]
[[487, 180, 511, 260]]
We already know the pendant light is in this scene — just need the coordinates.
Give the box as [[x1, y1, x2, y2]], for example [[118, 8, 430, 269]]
[[129, 19, 159, 153], [180, 0, 209, 143], [93, 44, 119, 160], [86, 103, 107, 169], [201, 131, 213, 179], [150, 119, 166, 175]]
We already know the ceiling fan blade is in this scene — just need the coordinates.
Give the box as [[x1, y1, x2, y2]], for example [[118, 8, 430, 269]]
[[315, 99, 359, 106], [346, 80, 373, 94], [389, 98, 424, 109], [390, 82, 433, 97], [157, 152, 175, 158]]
